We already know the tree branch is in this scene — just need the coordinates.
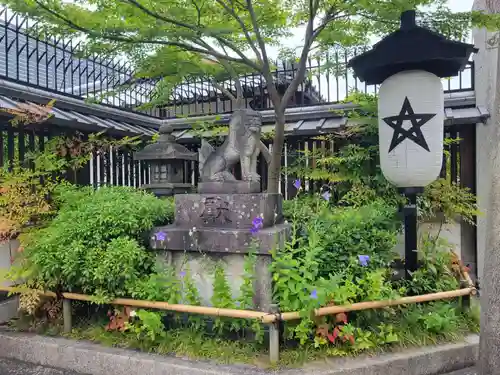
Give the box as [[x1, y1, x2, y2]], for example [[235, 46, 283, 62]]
[[214, 0, 263, 63], [197, 42, 244, 106], [210, 80, 236, 100], [312, 10, 348, 40], [123, 0, 204, 33], [122, 0, 261, 70], [258, 141, 272, 164], [278, 0, 318, 112], [245, 0, 281, 108], [189, 0, 203, 28], [33, 0, 255, 67]]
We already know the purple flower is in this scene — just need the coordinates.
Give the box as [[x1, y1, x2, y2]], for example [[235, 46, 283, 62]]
[[252, 217, 264, 228], [155, 231, 167, 241], [310, 289, 318, 299], [250, 216, 264, 235], [321, 191, 331, 201], [358, 255, 370, 267], [293, 179, 301, 189], [179, 271, 186, 278]]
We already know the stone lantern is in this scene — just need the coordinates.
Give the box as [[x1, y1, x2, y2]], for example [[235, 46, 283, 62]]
[[134, 124, 197, 197]]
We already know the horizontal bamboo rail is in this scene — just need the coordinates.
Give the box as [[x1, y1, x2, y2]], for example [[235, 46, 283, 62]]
[[0, 286, 269, 320], [0, 285, 476, 323], [262, 287, 476, 324]]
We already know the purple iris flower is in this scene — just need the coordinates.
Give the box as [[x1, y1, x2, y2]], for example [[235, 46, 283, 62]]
[[321, 191, 331, 201], [155, 231, 167, 241], [358, 255, 370, 267], [310, 289, 318, 299], [179, 271, 186, 278], [293, 179, 301, 189]]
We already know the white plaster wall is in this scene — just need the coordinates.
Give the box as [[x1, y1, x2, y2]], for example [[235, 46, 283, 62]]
[[473, 0, 500, 280], [393, 221, 461, 259]]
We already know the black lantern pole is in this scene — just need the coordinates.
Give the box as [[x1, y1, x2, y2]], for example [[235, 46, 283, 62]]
[[348, 9, 477, 280], [401, 187, 423, 278]]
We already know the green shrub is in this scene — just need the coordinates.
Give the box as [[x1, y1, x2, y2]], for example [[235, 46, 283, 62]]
[[282, 194, 330, 223], [10, 186, 170, 297], [306, 200, 399, 277], [394, 235, 460, 295]]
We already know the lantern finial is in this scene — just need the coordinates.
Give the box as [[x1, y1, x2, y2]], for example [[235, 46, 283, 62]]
[[161, 124, 174, 135], [400, 10, 416, 30]]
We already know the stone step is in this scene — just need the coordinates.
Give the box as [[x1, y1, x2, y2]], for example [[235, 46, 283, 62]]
[[150, 223, 290, 255]]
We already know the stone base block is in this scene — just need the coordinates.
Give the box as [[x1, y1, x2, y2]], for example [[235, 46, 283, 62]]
[[151, 223, 290, 255], [175, 193, 284, 229], [0, 297, 18, 324], [156, 251, 273, 310], [140, 183, 195, 197], [198, 181, 260, 194]]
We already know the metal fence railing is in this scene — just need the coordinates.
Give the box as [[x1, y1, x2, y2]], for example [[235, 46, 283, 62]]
[[0, 7, 475, 119]]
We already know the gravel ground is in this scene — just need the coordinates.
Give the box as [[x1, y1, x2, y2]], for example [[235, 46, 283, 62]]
[[0, 358, 89, 375]]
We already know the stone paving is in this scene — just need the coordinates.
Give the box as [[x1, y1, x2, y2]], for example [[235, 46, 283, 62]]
[[0, 358, 480, 375], [0, 358, 88, 375]]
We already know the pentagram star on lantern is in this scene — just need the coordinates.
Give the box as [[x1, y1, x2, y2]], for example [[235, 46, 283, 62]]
[[382, 97, 436, 153]]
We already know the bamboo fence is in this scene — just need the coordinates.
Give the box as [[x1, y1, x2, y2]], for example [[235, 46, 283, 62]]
[[0, 281, 476, 364]]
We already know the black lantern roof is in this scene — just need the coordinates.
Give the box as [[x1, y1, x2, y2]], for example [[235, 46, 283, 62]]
[[347, 10, 478, 85], [134, 124, 198, 162]]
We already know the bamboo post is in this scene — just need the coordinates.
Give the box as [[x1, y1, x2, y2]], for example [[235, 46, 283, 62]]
[[460, 281, 471, 311], [268, 304, 280, 365], [62, 299, 72, 333], [463, 270, 474, 288]]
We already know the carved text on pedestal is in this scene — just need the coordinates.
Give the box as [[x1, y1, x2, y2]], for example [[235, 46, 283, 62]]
[[199, 197, 232, 225]]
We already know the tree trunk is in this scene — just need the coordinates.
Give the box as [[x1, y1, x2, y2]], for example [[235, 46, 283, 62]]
[[479, 28, 500, 375], [267, 112, 286, 194]]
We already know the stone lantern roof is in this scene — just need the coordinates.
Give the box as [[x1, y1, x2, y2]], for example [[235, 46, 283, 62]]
[[134, 124, 198, 162]]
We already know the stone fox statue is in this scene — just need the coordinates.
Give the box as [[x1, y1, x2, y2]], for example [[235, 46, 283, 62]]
[[199, 108, 268, 182]]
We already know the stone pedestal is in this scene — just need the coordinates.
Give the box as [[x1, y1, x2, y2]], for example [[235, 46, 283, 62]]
[[150, 192, 290, 310], [0, 239, 18, 287]]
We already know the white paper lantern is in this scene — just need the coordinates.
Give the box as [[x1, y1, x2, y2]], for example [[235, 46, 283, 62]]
[[378, 70, 444, 188]]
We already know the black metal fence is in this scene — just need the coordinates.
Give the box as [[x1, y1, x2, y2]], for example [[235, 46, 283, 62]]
[[0, 6, 475, 119], [0, 122, 152, 189], [0, 121, 466, 199]]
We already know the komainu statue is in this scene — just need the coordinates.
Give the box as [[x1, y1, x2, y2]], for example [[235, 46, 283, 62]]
[[199, 108, 264, 182]]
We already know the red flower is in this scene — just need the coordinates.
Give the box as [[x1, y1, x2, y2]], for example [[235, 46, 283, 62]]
[[328, 327, 340, 343]]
